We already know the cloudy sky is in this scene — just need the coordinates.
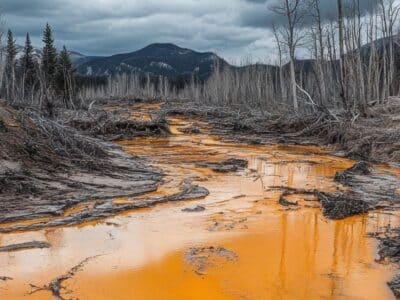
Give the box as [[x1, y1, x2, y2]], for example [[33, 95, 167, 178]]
[[1, 0, 381, 63]]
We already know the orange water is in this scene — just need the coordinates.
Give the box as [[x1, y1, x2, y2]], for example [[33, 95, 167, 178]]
[[0, 113, 399, 300]]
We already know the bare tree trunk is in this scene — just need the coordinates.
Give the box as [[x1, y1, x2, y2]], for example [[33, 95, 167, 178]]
[[338, 0, 348, 111], [289, 54, 298, 112], [309, 0, 326, 106], [273, 25, 286, 103]]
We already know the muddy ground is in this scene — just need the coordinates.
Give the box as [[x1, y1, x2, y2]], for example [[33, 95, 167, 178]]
[[1, 97, 399, 223], [0, 99, 204, 231], [1, 97, 399, 225], [1, 97, 400, 297]]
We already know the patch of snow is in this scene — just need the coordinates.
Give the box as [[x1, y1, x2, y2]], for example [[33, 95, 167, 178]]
[[120, 62, 133, 69], [150, 61, 173, 70], [86, 66, 93, 76]]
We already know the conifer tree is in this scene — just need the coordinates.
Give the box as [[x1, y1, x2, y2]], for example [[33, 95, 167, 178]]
[[58, 46, 72, 71], [5, 29, 17, 102], [21, 33, 36, 90], [57, 45, 74, 108], [41, 23, 57, 87]]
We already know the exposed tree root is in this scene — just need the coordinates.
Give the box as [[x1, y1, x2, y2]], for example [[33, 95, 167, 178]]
[[29, 256, 99, 300]]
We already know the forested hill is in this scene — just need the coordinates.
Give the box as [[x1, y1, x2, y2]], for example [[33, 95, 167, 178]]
[[13, 37, 400, 81], [74, 43, 229, 79]]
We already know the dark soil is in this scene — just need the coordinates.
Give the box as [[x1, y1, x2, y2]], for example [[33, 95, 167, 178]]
[[317, 191, 370, 219], [0, 276, 12, 282], [377, 228, 400, 264], [389, 276, 400, 299], [278, 195, 299, 207], [185, 246, 237, 275], [373, 227, 400, 298], [272, 162, 400, 219], [196, 158, 248, 173], [182, 205, 206, 213], [334, 161, 371, 182]]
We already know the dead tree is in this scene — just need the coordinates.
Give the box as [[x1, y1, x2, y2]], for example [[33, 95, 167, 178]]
[[379, 0, 400, 99], [271, 0, 305, 113], [0, 14, 5, 95], [273, 24, 286, 104], [308, 0, 327, 106], [337, 0, 348, 111]]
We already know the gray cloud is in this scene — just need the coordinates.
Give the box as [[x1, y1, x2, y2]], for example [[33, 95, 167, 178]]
[[0, 0, 383, 63], [240, 0, 380, 28]]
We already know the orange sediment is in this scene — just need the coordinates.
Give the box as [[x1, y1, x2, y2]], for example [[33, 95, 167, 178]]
[[0, 113, 399, 299]]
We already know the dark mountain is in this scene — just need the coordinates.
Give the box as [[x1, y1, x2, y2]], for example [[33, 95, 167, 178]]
[[75, 43, 228, 79], [68, 51, 100, 66]]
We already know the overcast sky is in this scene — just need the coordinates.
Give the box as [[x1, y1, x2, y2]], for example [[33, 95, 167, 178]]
[[1, 0, 382, 63]]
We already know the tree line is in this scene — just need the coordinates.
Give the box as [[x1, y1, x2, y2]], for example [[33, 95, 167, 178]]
[[1, 0, 399, 119], [79, 0, 400, 119], [1, 23, 75, 115]]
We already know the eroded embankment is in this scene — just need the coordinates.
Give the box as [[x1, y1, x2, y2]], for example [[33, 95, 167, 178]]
[[0, 100, 195, 230], [163, 97, 400, 165], [0, 104, 400, 300]]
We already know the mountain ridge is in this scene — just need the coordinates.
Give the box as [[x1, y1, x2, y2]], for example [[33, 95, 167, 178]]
[[75, 43, 229, 79]]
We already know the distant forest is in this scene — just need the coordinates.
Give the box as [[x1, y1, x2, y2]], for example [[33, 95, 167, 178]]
[[0, 0, 399, 119]]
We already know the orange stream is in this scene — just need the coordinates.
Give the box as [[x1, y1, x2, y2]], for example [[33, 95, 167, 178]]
[[0, 114, 399, 300]]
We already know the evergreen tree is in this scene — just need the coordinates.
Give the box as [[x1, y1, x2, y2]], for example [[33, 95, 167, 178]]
[[58, 46, 72, 72], [57, 45, 74, 108], [5, 29, 17, 102], [21, 33, 36, 90], [41, 23, 57, 86]]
